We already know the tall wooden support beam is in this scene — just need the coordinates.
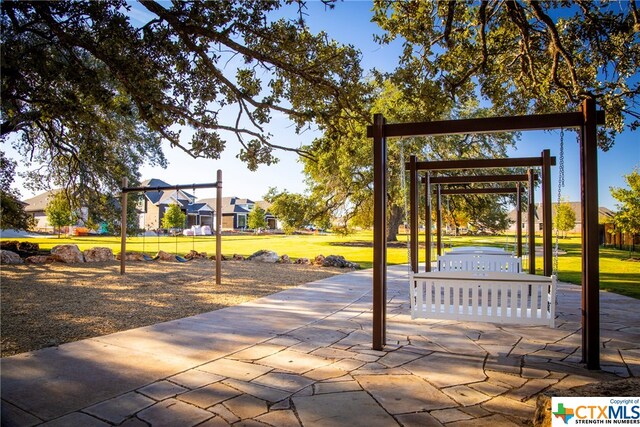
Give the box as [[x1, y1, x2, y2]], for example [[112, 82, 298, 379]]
[[215, 170, 222, 286], [425, 173, 432, 272], [372, 114, 387, 350], [581, 98, 600, 369], [542, 149, 553, 276], [120, 177, 128, 275], [528, 169, 536, 275], [436, 184, 442, 256], [409, 155, 419, 273], [516, 183, 523, 258]]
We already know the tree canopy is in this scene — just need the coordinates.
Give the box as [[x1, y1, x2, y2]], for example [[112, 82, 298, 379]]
[[161, 203, 186, 231], [1, 0, 365, 194], [372, 0, 640, 148], [0, 151, 34, 230], [247, 204, 267, 230], [610, 169, 640, 238], [45, 191, 74, 237], [554, 199, 577, 238]]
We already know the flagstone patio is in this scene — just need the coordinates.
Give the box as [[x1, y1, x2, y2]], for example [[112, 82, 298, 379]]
[[2, 266, 638, 426]]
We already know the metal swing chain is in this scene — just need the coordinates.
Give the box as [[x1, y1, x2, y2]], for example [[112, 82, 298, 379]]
[[553, 128, 565, 275], [399, 139, 412, 276]]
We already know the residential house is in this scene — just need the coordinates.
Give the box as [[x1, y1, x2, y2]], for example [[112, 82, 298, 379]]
[[139, 179, 214, 231], [197, 197, 278, 230], [507, 202, 615, 235], [23, 189, 90, 233]]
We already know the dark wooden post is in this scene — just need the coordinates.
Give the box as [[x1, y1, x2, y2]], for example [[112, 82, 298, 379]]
[[424, 173, 432, 272], [528, 169, 536, 274], [581, 98, 600, 369], [409, 155, 419, 273], [516, 182, 522, 258], [436, 184, 442, 256], [215, 170, 222, 286], [372, 113, 387, 350], [542, 149, 553, 276], [120, 177, 128, 275]]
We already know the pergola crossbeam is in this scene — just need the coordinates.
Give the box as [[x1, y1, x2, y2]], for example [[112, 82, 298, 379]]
[[367, 110, 604, 138], [426, 173, 539, 184], [438, 187, 518, 195]]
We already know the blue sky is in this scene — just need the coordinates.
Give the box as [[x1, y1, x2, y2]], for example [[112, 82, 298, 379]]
[[10, 1, 639, 210]]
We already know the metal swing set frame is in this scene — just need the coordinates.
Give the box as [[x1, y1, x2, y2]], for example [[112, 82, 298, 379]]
[[119, 170, 223, 285]]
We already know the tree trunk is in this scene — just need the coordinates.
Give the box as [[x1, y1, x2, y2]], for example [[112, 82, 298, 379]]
[[387, 204, 404, 242]]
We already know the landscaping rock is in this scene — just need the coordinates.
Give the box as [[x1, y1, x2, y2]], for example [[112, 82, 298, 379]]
[[50, 244, 84, 263], [233, 254, 245, 261], [248, 250, 279, 263], [0, 250, 23, 264], [323, 255, 360, 269], [314, 254, 325, 266], [156, 250, 175, 261], [17, 241, 39, 253], [0, 241, 19, 252], [116, 252, 146, 261], [25, 255, 56, 264], [83, 247, 114, 262], [185, 250, 207, 260], [295, 257, 311, 265], [279, 254, 292, 264]]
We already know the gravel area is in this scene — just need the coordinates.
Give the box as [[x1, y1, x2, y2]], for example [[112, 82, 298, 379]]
[[1, 259, 345, 357]]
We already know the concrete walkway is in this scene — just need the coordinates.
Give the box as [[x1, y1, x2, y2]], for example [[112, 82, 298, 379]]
[[2, 266, 638, 426]]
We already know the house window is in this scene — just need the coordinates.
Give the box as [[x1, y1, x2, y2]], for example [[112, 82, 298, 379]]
[[539, 223, 543, 231], [237, 214, 247, 229], [522, 223, 525, 229]]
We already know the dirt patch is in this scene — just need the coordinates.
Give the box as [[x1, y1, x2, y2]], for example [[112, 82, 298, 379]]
[[0, 260, 346, 357]]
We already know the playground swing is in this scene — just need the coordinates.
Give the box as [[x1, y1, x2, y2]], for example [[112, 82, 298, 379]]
[[137, 193, 158, 261]]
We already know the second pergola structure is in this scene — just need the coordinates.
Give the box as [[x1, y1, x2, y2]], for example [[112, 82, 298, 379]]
[[409, 154, 553, 276], [368, 99, 605, 369]]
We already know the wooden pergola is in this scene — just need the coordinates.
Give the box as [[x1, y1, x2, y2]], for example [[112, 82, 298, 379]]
[[413, 161, 548, 275], [367, 99, 605, 369]]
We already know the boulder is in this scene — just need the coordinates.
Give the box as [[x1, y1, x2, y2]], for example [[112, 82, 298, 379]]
[[248, 250, 279, 263], [279, 254, 292, 264], [116, 252, 146, 261], [185, 250, 207, 260], [314, 254, 325, 266], [25, 255, 56, 264], [17, 241, 39, 253], [156, 250, 175, 261], [0, 250, 23, 264], [51, 244, 84, 263], [295, 257, 311, 265], [83, 247, 114, 262], [323, 254, 360, 269], [0, 241, 19, 252]]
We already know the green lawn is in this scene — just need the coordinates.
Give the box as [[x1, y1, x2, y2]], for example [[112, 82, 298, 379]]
[[4, 231, 639, 298]]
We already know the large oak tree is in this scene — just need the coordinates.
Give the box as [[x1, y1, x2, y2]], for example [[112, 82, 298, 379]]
[[1, 0, 365, 203]]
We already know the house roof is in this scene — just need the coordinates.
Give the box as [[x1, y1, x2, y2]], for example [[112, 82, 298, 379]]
[[198, 197, 252, 215], [186, 203, 214, 214], [23, 189, 61, 212], [508, 202, 615, 223], [139, 179, 194, 205]]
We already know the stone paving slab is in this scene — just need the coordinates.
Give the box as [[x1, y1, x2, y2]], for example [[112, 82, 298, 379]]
[[1, 265, 639, 426]]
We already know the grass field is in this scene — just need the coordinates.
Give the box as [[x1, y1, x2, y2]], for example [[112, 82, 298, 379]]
[[4, 231, 639, 298]]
